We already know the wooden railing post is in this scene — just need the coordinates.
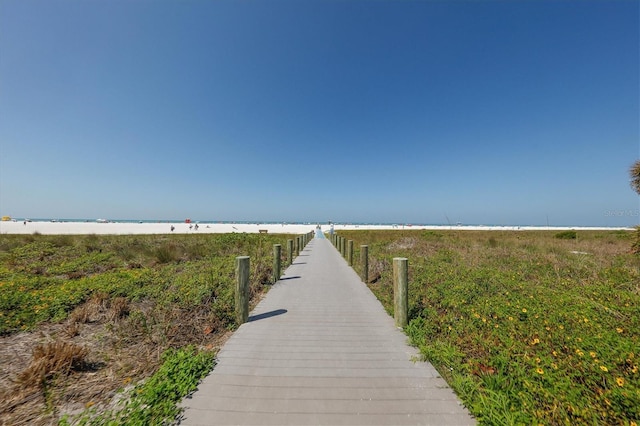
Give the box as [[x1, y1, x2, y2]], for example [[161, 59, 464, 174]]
[[273, 244, 281, 283], [235, 256, 250, 325], [360, 245, 368, 282], [393, 257, 408, 328], [287, 239, 293, 265], [347, 240, 353, 266]]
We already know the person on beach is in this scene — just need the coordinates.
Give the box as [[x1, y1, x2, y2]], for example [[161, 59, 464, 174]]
[[194, 223, 199, 231], [170, 225, 175, 232]]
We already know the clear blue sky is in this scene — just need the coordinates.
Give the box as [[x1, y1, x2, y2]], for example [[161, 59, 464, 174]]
[[1, 0, 638, 226]]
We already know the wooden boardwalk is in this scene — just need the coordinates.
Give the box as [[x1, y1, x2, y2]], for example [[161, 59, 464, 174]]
[[180, 237, 475, 425]]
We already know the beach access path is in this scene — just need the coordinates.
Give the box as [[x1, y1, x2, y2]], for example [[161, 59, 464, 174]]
[[180, 236, 475, 425]]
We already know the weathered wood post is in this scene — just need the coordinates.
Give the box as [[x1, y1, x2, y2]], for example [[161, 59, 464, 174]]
[[347, 240, 353, 266], [235, 256, 250, 325], [393, 257, 408, 328], [287, 239, 294, 265], [360, 245, 368, 282], [341, 237, 346, 257], [273, 244, 281, 283]]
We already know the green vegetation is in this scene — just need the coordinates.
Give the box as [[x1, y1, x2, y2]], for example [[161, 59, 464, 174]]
[[0, 232, 291, 425], [340, 230, 640, 425], [554, 230, 577, 239], [0, 233, 284, 335], [61, 346, 215, 425]]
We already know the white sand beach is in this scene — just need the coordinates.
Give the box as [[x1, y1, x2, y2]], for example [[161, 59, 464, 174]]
[[0, 220, 632, 235]]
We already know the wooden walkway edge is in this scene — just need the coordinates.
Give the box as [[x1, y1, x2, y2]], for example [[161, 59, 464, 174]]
[[180, 237, 475, 425]]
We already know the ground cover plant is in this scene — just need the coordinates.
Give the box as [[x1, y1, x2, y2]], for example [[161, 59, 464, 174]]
[[0, 232, 292, 425], [339, 229, 639, 425]]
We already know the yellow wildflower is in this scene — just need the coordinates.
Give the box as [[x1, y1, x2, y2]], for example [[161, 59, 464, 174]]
[[589, 351, 596, 358], [616, 327, 623, 333], [536, 368, 544, 375], [531, 338, 540, 345], [616, 377, 624, 387], [600, 365, 608, 372], [522, 308, 527, 313]]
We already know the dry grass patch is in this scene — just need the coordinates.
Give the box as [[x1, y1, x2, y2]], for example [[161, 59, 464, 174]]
[[17, 341, 89, 389]]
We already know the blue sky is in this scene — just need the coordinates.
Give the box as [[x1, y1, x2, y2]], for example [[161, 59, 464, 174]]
[[1, 0, 638, 226]]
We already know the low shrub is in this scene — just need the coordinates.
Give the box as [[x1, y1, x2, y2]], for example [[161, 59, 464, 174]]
[[555, 230, 577, 239]]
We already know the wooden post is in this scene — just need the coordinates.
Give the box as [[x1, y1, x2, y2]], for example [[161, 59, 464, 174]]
[[235, 256, 250, 325], [287, 239, 293, 265], [273, 244, 281, 283], [393, 257, 408, 328], [347, 240, 353, 266], [361, 245, 368, 282]]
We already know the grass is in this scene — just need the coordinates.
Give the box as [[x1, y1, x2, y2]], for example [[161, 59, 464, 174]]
[[60, 345, 215, 426], [0, 232, 293, 425], [337, 229, 639, 425]]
